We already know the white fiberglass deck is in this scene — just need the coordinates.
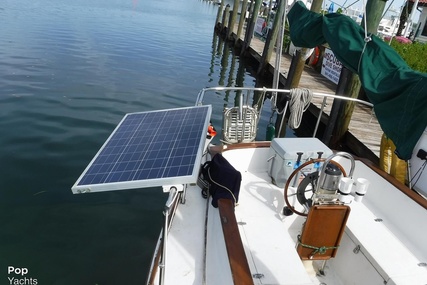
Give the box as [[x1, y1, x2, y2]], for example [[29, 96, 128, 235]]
[[222, 147, 330, 285], [223, 147, 427, 284], [157, 145, 427, 285], [233, 171, 313, 284]]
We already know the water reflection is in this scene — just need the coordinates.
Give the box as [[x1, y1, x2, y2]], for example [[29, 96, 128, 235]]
[[205, 22, 296, 142]]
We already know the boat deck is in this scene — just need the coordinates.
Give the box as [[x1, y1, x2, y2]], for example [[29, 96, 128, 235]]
[[222, 146, 427, 284], [232, 165, 313, 283], [154, 143, 427, 284]]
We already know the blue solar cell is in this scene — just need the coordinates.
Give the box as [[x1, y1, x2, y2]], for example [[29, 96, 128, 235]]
[[71, 105, 211, 193]]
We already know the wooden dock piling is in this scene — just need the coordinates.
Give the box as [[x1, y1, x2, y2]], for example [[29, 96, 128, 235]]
[[235, 0, 248, 46], [257, 0, 285, 75], [227, 0, 240, 40], [215, 0, 225, 28], [221, 4, 231, 34], [241, 0, 263, 54]]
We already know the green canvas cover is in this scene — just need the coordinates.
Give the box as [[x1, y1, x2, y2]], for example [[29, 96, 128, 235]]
[[288, 1, 427, 160]]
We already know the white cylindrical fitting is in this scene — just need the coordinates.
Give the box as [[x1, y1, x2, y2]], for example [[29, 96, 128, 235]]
[[355, 178, 369, 202], [338, 177, 353, 203]]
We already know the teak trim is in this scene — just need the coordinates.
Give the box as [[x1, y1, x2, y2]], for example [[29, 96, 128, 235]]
[[217, 199, 254, 285]]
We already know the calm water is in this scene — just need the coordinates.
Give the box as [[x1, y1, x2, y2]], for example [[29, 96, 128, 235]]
[[0, 0, 268, 284]]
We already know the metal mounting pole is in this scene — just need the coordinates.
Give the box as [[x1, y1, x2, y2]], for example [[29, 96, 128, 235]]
[[159, 186, 180, 285]]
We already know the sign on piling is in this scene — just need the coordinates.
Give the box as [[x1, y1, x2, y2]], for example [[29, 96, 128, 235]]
[[321, 48, 342, 85]]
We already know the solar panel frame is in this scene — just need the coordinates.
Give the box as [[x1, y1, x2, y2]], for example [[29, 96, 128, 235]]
[[72, 105, 212, 194]]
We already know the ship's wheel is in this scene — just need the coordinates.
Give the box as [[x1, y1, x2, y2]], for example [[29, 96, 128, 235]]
[[283, 159, 347, 216]]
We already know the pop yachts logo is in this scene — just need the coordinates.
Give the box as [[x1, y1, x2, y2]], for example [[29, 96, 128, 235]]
[[7, 266, 38, 285]]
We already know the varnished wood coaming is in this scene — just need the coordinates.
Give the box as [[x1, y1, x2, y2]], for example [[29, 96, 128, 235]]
[[217, 199, 254, 285]]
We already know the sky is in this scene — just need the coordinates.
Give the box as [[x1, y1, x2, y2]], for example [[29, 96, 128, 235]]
[[326, 0, 421, 22], [328, 0, 405, 10]]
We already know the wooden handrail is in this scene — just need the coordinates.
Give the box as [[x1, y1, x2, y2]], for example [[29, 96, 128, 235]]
[[217, 199, 254, 285]]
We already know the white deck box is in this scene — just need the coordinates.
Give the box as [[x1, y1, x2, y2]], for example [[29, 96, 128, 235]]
[[267, 138, 333, 188]]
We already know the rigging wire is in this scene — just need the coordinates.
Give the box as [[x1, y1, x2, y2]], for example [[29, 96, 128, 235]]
[[381, 0, 395, 20], [361, 0, 371, 41], [342, 0, 348, 8], [344, 0, 361, 10], [271, 0, 289, 106], [357, 0, 372, 73], [410, 160, 427, 189]]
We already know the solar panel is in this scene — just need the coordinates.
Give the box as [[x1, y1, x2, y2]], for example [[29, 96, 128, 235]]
[[72, 105, 212, 194]]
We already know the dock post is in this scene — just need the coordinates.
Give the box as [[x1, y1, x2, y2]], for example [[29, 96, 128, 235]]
[[241, 0, 263, 55], [227, 0, 240, 40], [215, 0, 225, 29], [235, 0, 248, 45], [322, 66, 352, 145], [222, 4, 231, 34], [257, 0, 285, 74], [286, 0, 323, 88], [363, 0, 387, 35]]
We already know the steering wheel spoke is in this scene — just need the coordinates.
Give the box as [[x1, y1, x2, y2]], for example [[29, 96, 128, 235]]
[[284, 159, 347, 216]]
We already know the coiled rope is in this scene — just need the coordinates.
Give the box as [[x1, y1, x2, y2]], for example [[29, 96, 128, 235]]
[[288, 88, 313, 129]]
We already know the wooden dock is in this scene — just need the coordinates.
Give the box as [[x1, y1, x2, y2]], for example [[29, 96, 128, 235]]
[[225, 23, 382, 164]]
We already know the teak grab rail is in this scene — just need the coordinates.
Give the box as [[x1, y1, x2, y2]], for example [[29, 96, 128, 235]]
[[218, 198, 254, 285]]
